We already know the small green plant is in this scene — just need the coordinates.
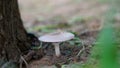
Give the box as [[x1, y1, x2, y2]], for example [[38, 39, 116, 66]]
[[67, 36, 81, 46], [31, 42, 43, 50]]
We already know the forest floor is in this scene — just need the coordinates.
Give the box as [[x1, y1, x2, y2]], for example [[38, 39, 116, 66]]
[[18, 0, 120, 68]]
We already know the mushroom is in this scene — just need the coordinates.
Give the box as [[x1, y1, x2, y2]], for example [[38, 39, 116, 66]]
[[39, 31, 75, 57]]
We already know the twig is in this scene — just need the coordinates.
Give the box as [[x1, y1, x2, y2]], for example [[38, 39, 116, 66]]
[[20, 56, 28, 68], [76, 45, 85, 57]]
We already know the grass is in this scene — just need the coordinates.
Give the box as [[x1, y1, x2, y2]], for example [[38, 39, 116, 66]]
[[79, 8, 119, 68], [82, 0, 120, 68]]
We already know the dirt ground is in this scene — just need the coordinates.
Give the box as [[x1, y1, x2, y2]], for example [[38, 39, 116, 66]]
[[18, 0, 108, 28], [18, 0, 110, 68]]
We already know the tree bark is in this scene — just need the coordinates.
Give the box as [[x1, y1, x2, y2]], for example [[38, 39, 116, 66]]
[[0, 0, 31, 62]]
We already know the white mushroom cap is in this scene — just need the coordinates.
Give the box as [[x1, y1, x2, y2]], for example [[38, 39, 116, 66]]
[[39, 31, 75, 42]]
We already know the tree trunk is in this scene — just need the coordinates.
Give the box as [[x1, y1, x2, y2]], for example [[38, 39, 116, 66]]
[[0, 0, 32, 62]]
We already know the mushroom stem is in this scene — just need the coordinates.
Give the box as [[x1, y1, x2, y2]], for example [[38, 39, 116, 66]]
[[53, 43, 61, 57]]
